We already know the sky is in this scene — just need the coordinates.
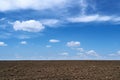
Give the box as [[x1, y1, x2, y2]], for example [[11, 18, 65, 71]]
[[0, 0, 120, 60]]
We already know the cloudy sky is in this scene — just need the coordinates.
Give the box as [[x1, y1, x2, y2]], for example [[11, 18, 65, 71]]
[[0, 0, 120, 60]]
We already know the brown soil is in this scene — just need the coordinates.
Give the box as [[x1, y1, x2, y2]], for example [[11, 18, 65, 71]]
[[0, 60, 120, 80]]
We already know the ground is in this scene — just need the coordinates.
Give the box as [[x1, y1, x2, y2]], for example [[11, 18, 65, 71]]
[[0, 60, 120, 80]]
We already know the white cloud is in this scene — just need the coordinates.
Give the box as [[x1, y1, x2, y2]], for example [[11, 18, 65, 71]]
[[68, 15, 98, 22], [67, 41, 80, 47], [109, 51, 120, 56], [108, 17, 120, 24], [20, 41, 27, 45], [0, 42, 7, 46], [98, 16, 112, 21], [86, 50, 99, 57], [77, 53, 85, 57], [46, 45, 52, 48], [113, 17, 120, 22], [67, 14, 113, 23], [49, 39, 60, 43], [67, 0, 120, 24], [109, 53, 116, 56], [0, 32, 11, 39], [80, 0, 88, 15], [76, 48, 84, 52], [41, 19, 60, 27], [0, 0, 67, 11], [0, 18, 5, 21], [60, 52, 69, 56], [17, 35, 30, 39], [117, 51, 120, 55], [13, 20, 45, 32], [66, 0, 120, 24]]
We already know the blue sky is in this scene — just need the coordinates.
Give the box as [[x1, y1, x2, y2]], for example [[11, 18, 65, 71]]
[[0, 0, 120, 60]]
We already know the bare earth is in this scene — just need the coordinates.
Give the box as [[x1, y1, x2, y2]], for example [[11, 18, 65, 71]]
[[0, 60, 120, 80]]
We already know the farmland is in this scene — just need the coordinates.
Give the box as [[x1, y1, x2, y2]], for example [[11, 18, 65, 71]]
[[0, 60, 120, 80]]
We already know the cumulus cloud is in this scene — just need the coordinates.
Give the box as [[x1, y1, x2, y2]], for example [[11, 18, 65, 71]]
[[13, 20, 45, 32], [86, 50, 99, 57], [20, 41, 27, 45], [0, 42, 7, 46], [0, 0, 67, 11], [76, 49, 100, 59], [49, 39, 60, 43], [67, 41, 80, 47]]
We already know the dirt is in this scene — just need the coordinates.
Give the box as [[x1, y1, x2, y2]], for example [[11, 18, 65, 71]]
[[0, 60, 120, 80]]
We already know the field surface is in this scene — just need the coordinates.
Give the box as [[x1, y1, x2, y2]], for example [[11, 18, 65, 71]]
[[0, 60, 120, 80]]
